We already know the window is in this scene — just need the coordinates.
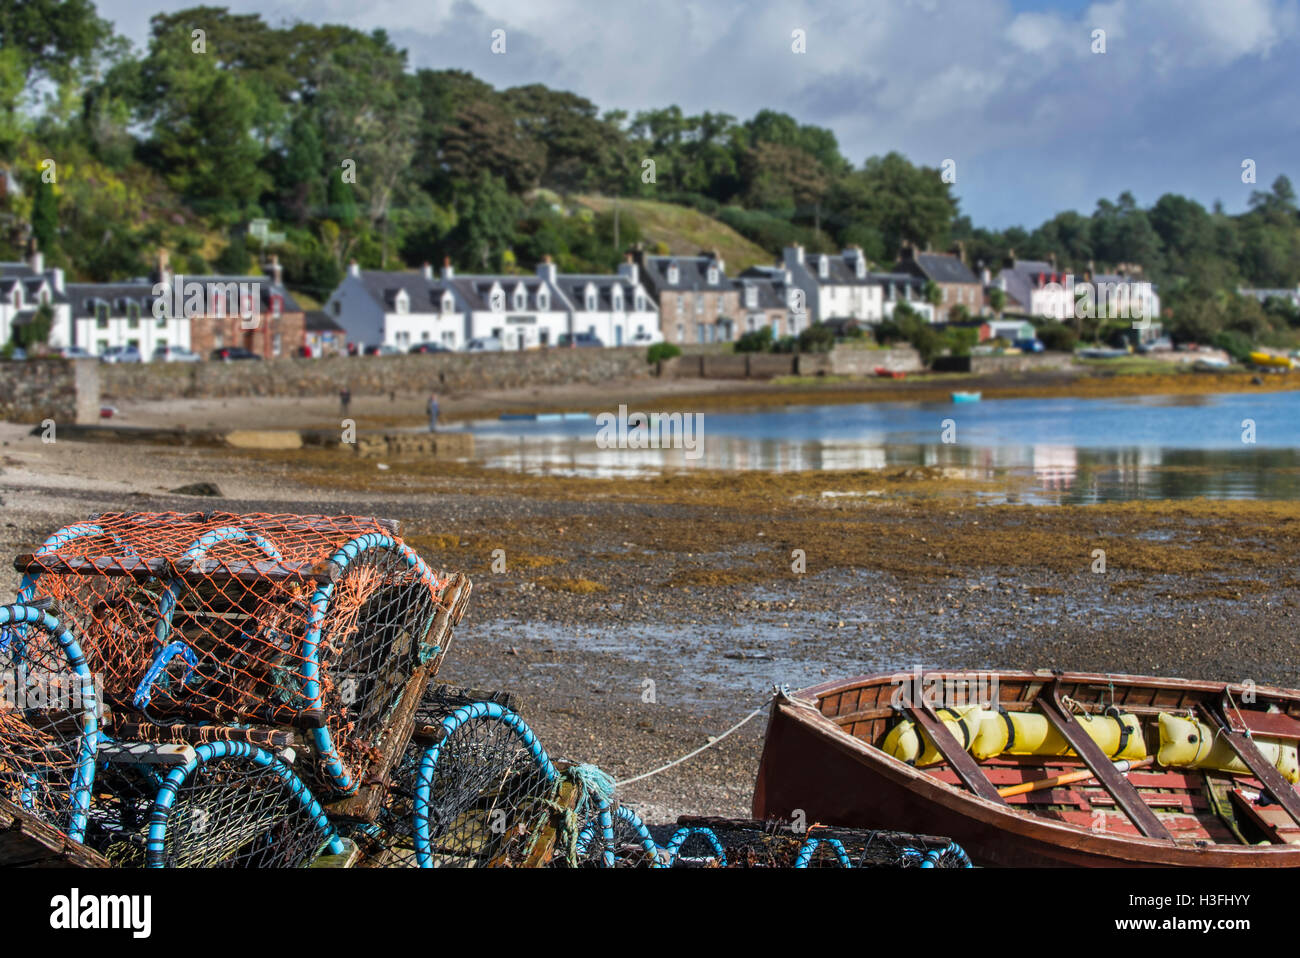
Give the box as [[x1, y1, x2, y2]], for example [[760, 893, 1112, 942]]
[[96, 303, 108, 329], [96, 340, 108, 354], [128, 303, 140, 329], [667, 265, 679, 285], [442, 293, 454, 314], [421, 330, 430, 341], [395, 291, 409, 314], [273, 333, 282, 355], [676, 323, 684, 343], [490, 289, 504, 311], [707, 267, 718, 285], [214, 331, 224, 349], [12, 290, 21, 308], [513, 287, 526, 310], [537, 290, 548, 310], [333, 301, 342, 316], [635, 293, 644, 311], [745, 285, 757, 308], [272, 294, 282, 318], [818, 257, 829, 279]]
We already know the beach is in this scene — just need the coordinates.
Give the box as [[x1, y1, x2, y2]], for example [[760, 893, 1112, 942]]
[[2, 399, 1297, 823]]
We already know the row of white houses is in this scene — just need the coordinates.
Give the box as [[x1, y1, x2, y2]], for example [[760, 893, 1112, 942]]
[[324, 257, 661, 351]]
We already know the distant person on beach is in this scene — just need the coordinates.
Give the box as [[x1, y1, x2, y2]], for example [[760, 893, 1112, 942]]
[[339, 387, 351, 416], [427, 392, 439, 432]]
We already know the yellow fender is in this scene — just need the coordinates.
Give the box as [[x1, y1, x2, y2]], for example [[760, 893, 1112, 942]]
[[883, 706, 985, 765], [972, 709, 1146, 761], [1157, 713, 1299, 783]]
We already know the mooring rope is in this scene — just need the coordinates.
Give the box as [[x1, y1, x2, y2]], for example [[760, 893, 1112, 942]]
[[616, 700, 769, 787]]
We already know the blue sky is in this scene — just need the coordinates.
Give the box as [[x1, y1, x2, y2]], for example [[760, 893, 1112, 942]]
[[95, 0, 1300, 231]]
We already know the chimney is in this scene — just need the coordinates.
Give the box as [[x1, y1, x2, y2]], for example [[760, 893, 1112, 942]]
[[441, 256, 454, 280], [348, 259, 360, 278], [156, 248, 172, 286], [267, 253, 283, 286], [617, 253, 637, 286], [1047, 252, 1057, 269], [50, 267, 64, 293], [792, 244, 805, 265], [26, 239, 42, 275], [952, 240, 966, 264], [536, 254, 557, 285], [421, 261, 433, 281]]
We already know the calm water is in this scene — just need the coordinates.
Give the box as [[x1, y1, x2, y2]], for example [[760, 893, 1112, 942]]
[[463, 390, 1300, 503]]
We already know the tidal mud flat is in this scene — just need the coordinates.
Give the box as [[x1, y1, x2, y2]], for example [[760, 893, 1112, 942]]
[[0, 427, 1297, 821]]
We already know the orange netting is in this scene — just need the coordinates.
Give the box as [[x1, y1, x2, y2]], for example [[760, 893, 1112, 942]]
[[19, 512, 454, 796]]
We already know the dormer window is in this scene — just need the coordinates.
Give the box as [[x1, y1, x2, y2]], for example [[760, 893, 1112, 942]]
[[537, 289, 548, 311], [585, 287, 597, 311], [818, 256, 829, 279], [666, 263, 680, 285], [635, 293, 645, 311], [745, 285, 758, 309], [490, 288, 505, 312], [707, 267, 718, 285], [441, 292, 454, 314], [394, 290, 409, 314], [855, 258, 866, 279], [513, 286, 526, 310], [612, 288, 623, 312]]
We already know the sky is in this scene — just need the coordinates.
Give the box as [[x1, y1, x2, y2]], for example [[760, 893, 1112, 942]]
[[93, 0, 1300, 231]]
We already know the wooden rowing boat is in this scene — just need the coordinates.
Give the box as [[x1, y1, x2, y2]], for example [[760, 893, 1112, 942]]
[[752, 670, 1300, 866]]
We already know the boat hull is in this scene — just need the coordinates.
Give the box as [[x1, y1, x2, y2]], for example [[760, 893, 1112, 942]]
[[753, 672, 1300, 867]]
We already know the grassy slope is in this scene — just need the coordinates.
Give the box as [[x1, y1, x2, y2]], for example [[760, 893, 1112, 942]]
[[573, 194, 773, 273]]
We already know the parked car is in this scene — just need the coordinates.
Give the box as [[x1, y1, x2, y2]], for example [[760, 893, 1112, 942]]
[[153, 345, 201, 363], [463, 337, 504, 353], [409, 342, 451, 354], [363, 344, 402, 356], [630, 329, 664, 346], [100, 345, 142, 364], [211, 346, 261, 361], [56, 346, 93, 359], [558, 332, 604, 348], [1137, 336, 1173, 354], [1013, 338, 1045, 353]]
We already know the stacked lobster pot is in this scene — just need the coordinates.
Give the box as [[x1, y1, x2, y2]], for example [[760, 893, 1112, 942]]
[[0, 511, 474, 867]]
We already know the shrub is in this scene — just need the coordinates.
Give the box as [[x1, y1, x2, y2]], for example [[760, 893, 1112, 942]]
[[797, 323, 835, 353], [1036, 322, 1078, 353], [647, 342, 682, 364], [735, 327, 774, 353], [1212, 329, 1253, 362]]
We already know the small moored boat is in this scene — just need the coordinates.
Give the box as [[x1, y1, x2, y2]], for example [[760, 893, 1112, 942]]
[[753, 670, 1300, 866], [950, 391, 981, 403]]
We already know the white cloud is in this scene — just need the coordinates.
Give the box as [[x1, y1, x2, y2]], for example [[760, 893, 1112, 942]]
[[91, 0, 1300, 227]]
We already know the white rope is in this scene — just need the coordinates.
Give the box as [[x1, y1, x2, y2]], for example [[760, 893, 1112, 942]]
[[616, 702, 769, 787]]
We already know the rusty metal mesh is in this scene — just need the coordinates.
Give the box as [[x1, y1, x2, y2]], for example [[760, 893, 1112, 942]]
[[18, 512, 452, 795]]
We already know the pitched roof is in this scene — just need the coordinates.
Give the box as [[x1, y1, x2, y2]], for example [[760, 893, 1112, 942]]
[[801, 252, 874, 286], [66, 274, 301, 318], [904, 252, 978, 285], [639, 255, 731, 293], [733, 275, 790, 310], [305, 310, 345, 332]]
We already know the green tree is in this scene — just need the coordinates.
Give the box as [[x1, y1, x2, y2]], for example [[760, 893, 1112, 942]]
[[29, 178, 57, 254]]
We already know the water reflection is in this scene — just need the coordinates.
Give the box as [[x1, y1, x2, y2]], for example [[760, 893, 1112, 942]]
[[467, 391, 1300, 503]]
